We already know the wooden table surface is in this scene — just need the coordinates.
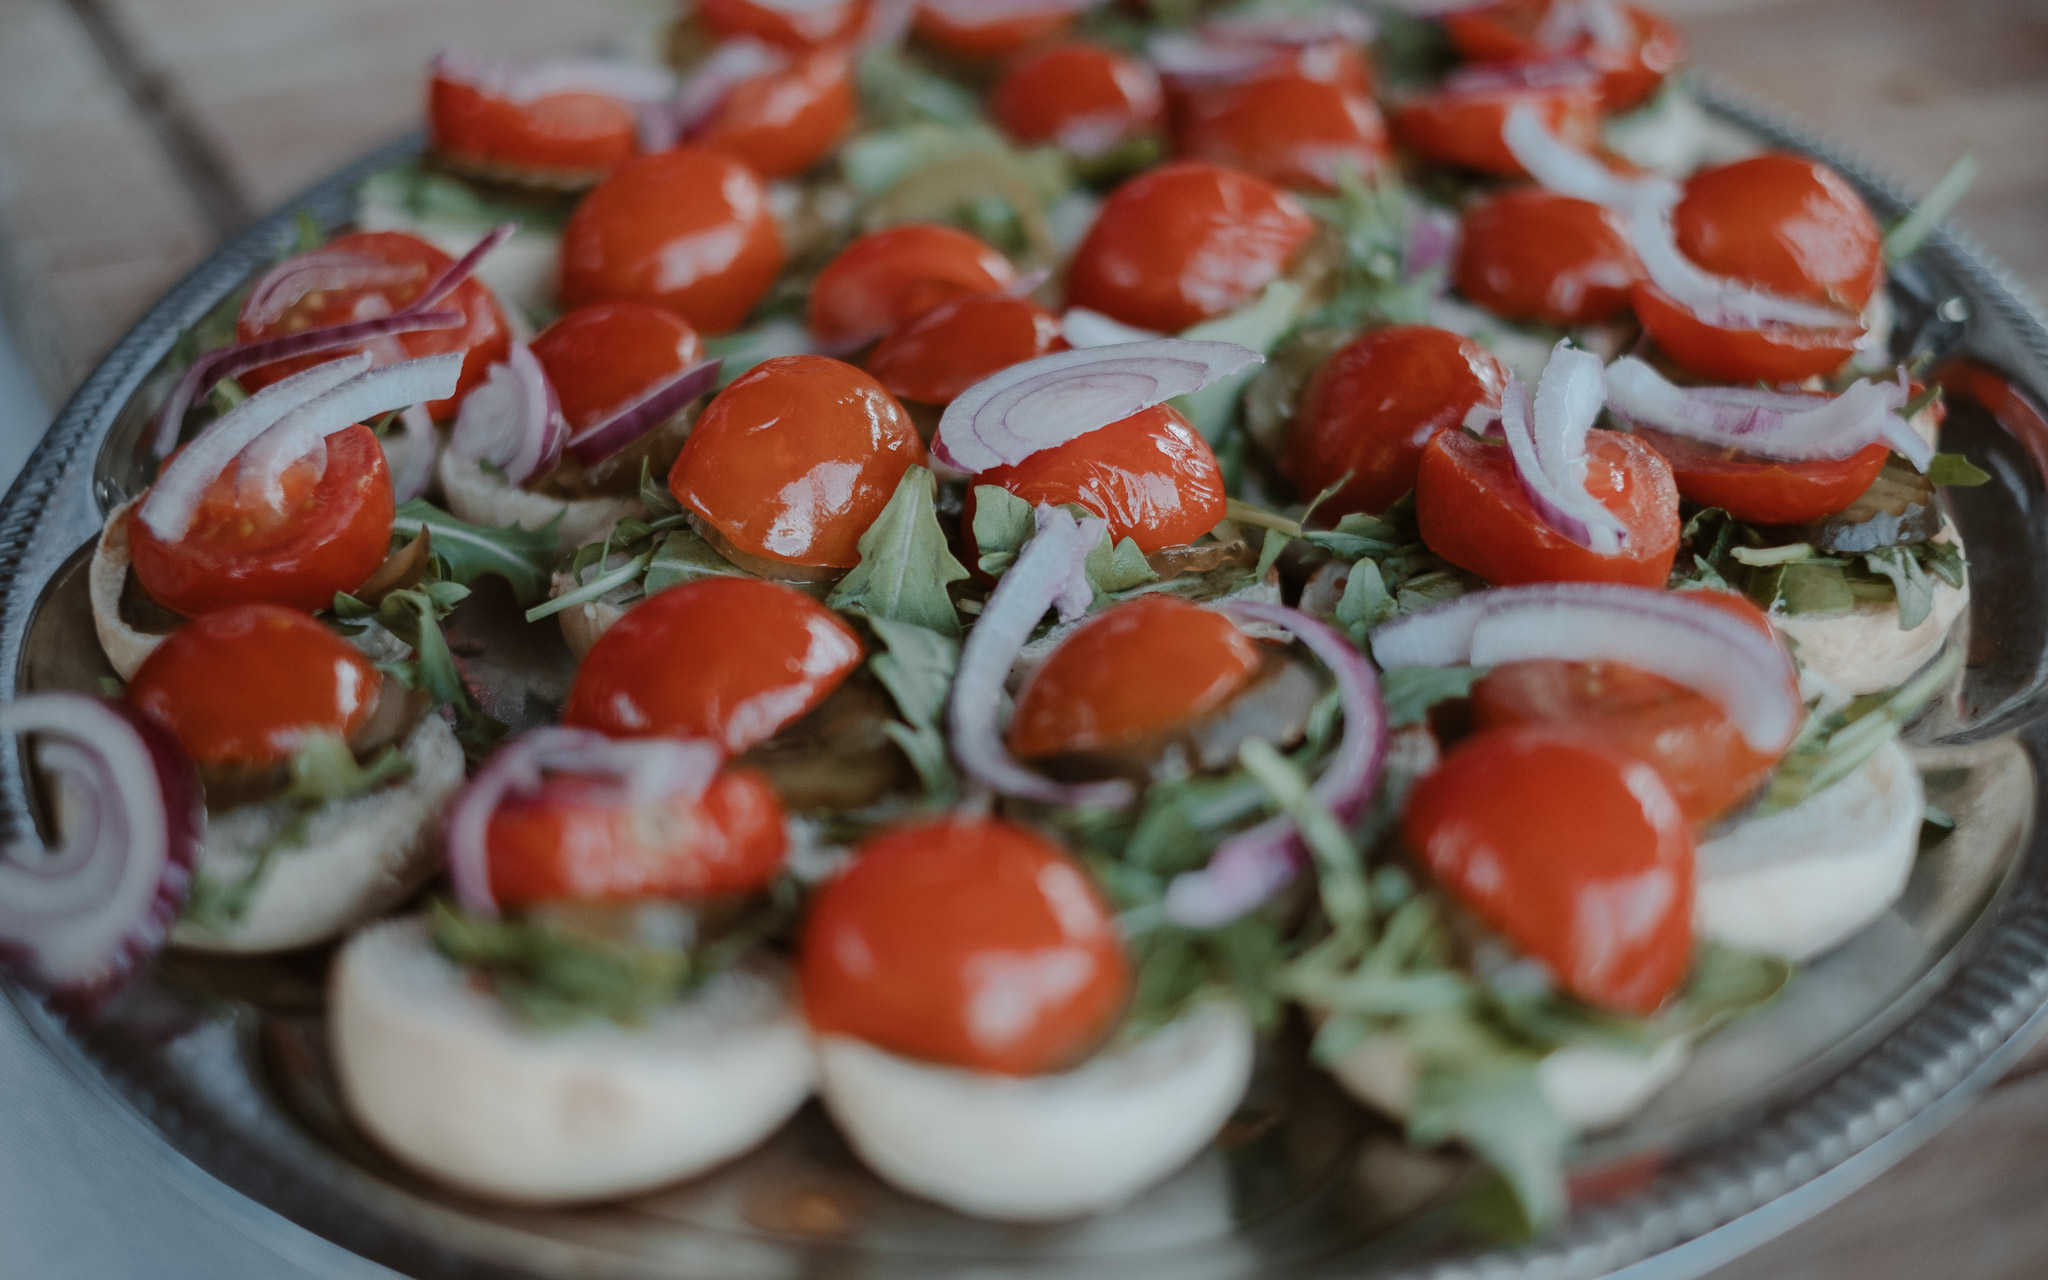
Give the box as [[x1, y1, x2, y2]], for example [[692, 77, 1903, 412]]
[[0, 1, 2045, 1276]]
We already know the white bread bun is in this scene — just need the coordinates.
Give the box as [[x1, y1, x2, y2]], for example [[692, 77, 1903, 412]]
[[438, 449, 639, 550], [1773, 577, 1968, 697], [549, 566, 637, 661], [89, 501, 165, 681]]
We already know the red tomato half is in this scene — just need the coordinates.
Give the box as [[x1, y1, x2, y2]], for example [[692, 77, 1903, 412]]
[[1631, 283, 1864, 385], [992, 42, 1164, 155], [487, 767, 787, 907], [1444, 0, 1683, 111], [1066, 161, 1316, 333], [1404, 724, 1695, 1015], [698, 0, 868, 49], [1177, 68, 1390, 193], [427, 72, 639, 183], [1416, 427, 1679, 587], [808, 224, 1017, 349], [529, 303, 706, 434], [1455, 188, 1641, 326], [127, 605, 378, 767], [1635, 429, 1889, 525], [913, 4, 1075, 59], [1282, 326, 1508, 519], [236, 232, 510, 420], [1674, 153, 1884, 313], [800, 815, 1131, 1075], [1390, 64, 1602, 176], [669, 355, 927, 568], [695, 46, 857, 179], [562, 576, 864, 753], [975, 403, 1227, 554], [130, 424, 396, 617], [866, 293, 1067, 406], [559, 147, 785, 334]]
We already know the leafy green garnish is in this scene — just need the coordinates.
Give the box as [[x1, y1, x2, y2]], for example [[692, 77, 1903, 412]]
[[1883, 151, 1979, 262], [1762, 643, 1962, 813], [866, 616, 960, 798], [1086, 534, 1160, 595], [1303, 169, 1442, 331], [1380, 665, 1489, 728], [184, 808, 316, 934], [829, 466, 969, 636], [971, 484, 1036, 577], [358, 163, 571, 232], [856, 45, 985, 128], [1927, 451, 1992, 487], [336, 580, 501, 750], [1675, 507, 1965, 630], [392, 499, 559, 606], [1173, 279, 1307, 441], [642, 526, 755, 596]]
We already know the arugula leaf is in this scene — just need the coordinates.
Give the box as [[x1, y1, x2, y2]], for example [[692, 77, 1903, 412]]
[[1380, 665, 1488, 729], [1862, 544, 1936, 630], [1762, 643, 1961, 812], [1927, 451, 1992, 487], [1173, 279, 1307, 441], [1410, 1059, 1569, 1234], [184, 808, 316, 933], [358, 162, 573, 232], [1240, 739, 1370, 940], [1303, 169, 1441, 331], [283, 732, 412, 803], [829, 466, 969, 636], [856, 45, 985, 127], [1335, 557, 1397, 639], [1087, 535, 1159, 595], [1254, 526, 1291, 581], [866, 616, 960, 797], [1306, 510, 1412, 561], [1883, 151, 1978, 262], [642, 526, 755, 596], [393, 499, 559, 606], [971, 484, 1036, 577], [341, 583, 503, 750], [431, 900, 696, 1028]]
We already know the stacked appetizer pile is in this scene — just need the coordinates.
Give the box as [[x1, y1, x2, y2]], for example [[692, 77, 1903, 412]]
[[0, 0, 1990, 1230]]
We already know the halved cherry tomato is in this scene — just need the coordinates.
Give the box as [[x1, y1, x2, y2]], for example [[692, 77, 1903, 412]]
[[1444, 0, 1683, 111], [807, 224, 1016, 350], [1009, 595, 1262, 759], [1631, 283, 1864, 385], [992, 42, 1165, 155], [559, 147, 785, 334], [913, 3, 1075, 60], [1177, 67, 1390, 193], [1066, 161, 1316, 333], [487, 766, 787, 907], [1416, 427, 1680, 586], [236, 232, 509, 419], [127, 604, 378, 767], [1673, 153, 1884, 313], [562, 576, 863, 752], [975, 403, 1227, 554], [866, 293, 1067, 406], [427, 72, 639, 184], [130, 424, 396, 616], [698, 0, 868, 49], [1282, 326, 1508, 519], [1390, 64, 1602, 175], [800, 815, 1131, 1075], [1634, 428, 1889, 525], [668, 355, 927, 568], [1403, 724, 1694, 1015], [1454, 188, 1641, 326], [695, 46, 857, 179], [529, 303, 706, 434]]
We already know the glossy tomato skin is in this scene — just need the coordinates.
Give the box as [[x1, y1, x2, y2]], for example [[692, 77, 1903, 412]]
[[1009, 595, 1263, 758], [866, 293, 1067, 406], [487, 767, 787, 907], [1390, 70, 1602, 175], [1674, 153, 1884, 312], [976, 403, 1228, 554], [913, 5, 1074, 60], [130, 424, 396, 617], [529, 303, 706, 434], [669, 355, 927, 568], [427, 74, 639, 182], [800, 816, 1131, 1075], [1444, 0, 1683, 111], [698, 0, 867, 49], [695, 46, 857, 180], [236, 232, 509, 419], [1177, 68, 1390, 194], [992, 42, 1165, 154], [1635, 429, 1889, 525], [1470, 659, 1780, 830], [807, 224, 1016, 349], [1631, 283, 1863, 385], [1403, 725, 1695, 1015], [127, 604, 378, 767], [562, 576, 864, 753], [1416, 427, 1680, 587], [1455, 189, 1642, 326], [1282, 326, 1509, 519], [559, 147, 784, 335], [1067, 161, 1316, 333]]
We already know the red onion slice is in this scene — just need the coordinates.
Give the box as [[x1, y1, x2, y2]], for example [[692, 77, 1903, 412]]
[[432, 51, 677, 105], [1496, 342, 1630, 554], [1537, 0, 1633, 50], [564, 358, 723, 466], [1405, 206, 1462, 282], [391, 404, 438, 504], [921, 0, 1102, 20], [243, 252, 427, 329], [410, 222, 516, 316], [1203, 9, 1376, 46], [445, 728, 723, 918], [934, 339, 1262, 473], [1370, 584, 1802, 752], [1163, 604, 1388, 929], [448, 343, 567, 488], [642, 39, 788, 151], [1501, 103, 1662, 210], [949, 504, 1135, 809], [1605, 356, 1930, 470], [232, 354, 465, 515], [1145, 33, 1284, 89], [0, 695, 203, 997], [1446, 58, 1601, 95]]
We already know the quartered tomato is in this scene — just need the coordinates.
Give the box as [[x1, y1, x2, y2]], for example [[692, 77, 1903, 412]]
[[800, 815, 1131, 1075], [1443, 0, 1684, 111], [866, 293, 1067, 406], [1635, 429, 1889, 525], [1066, 161, 1316, 333], [1416, 427, 1680, 586], [1403, 724, 1694, 1015], [991, 42, 1165, 155], [236, 232, 509, 419], [695, 45, 857, 179], [808, 224, 1017, 350], [529, 303, 706, 434], [562, 576, 864, 753], [1177, 67, 1390, 193], [668, 355, 927, 569], [558, 147, 784, 334], [127, 604, 378, 767], [913, 3, 1076, 60], [1390, 63, 1602, 175], [698, 0, 868, 49], [486, 766, 787, 907], [427, 69, 639, 185], [1673, 153, 1884, 312], [1282, 326, 1508, 519], [1455, 189, 1641, 326], [130, 424, 396, 616], [975, 403, 1227, 554], [1008, 595, 1262, 759]]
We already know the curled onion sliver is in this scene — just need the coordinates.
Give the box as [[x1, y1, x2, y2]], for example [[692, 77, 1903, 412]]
[[1501, 104, 1661, 210], [1164, 603, 1388, 929], [448, 343, 566, 487], [391, 404, 438, 504], [243, 252, 426, 329], [445, 729, 723, 918], [1203, 9, 1376, 45], [412, 222, 517, 315], [921, 0, 1103, 21], [565, 358, 723, 466], [643, 39, 787, 151], [1498, 342, 1629, 554], [432, 51, 677, 105], [1605, 356, 1929, 470], [1145, 33, 1283, 88], [934, 339, 1262, 473], [0, 695, 203, 997], [234, 354, 465, 513], [1370, 583, 1802, 752]]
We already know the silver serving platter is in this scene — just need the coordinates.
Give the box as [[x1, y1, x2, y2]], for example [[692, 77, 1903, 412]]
[[7, 80, 2048, 1280]]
